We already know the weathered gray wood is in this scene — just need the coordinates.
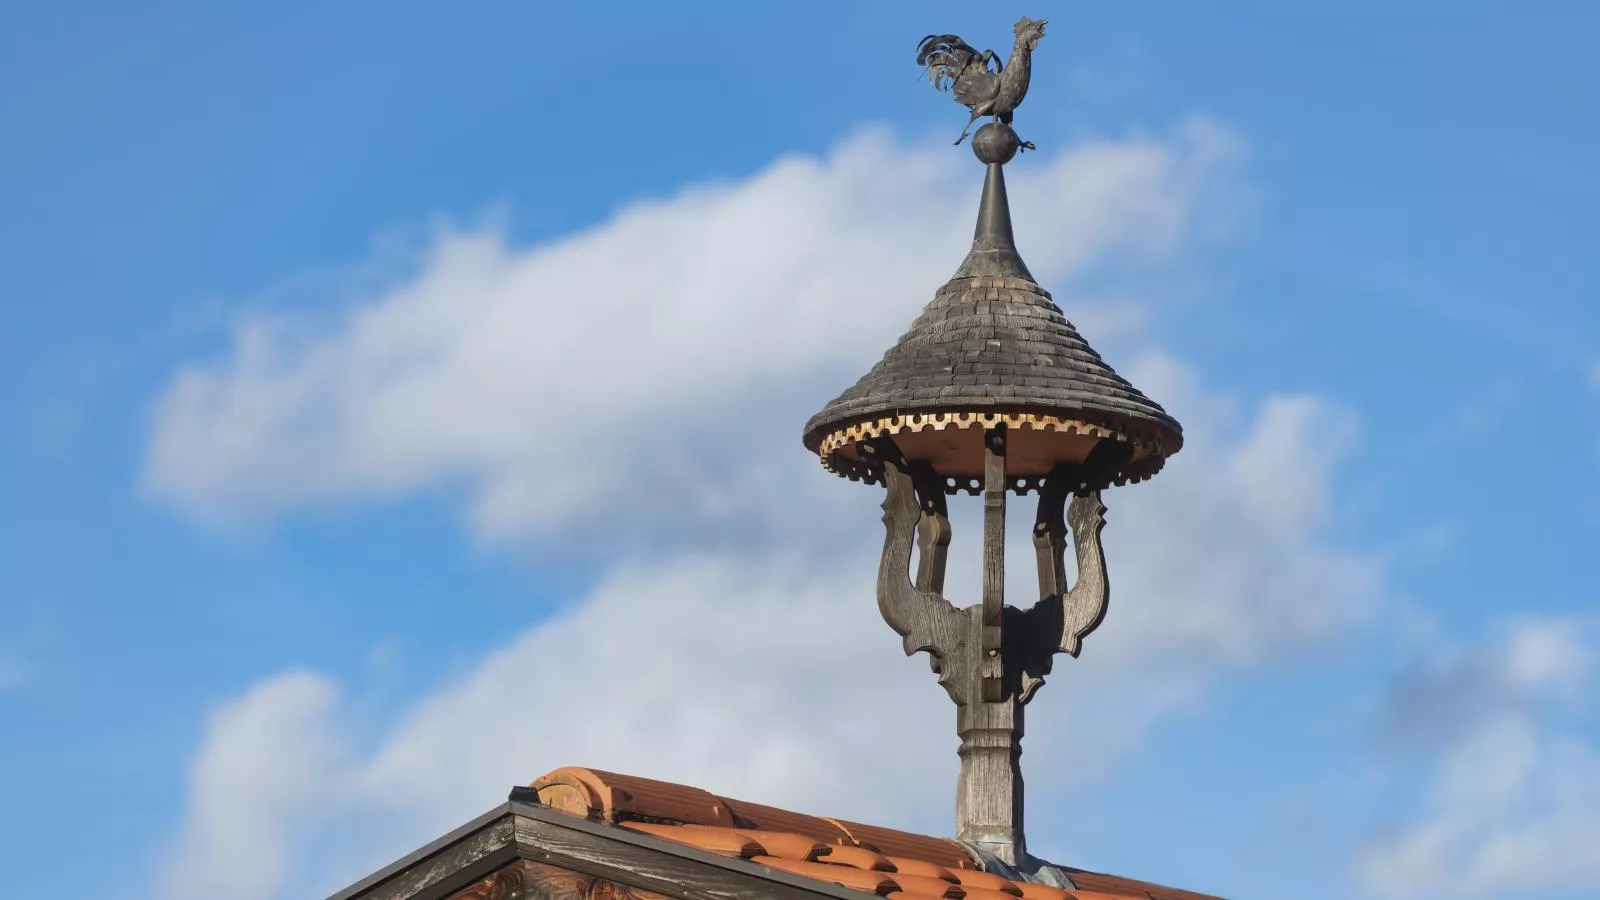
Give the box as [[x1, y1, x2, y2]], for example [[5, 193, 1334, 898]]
[[510, 811, 873, 900], [979, 426, 1007, 704], [448, 859, 673, 900], [1032, 467, 1069, 605], [912, 464, 952, 595], [955, 681, 1026, 863], [1058, 492, 1109, 658], [860, 446, 1114, 866], [859, 429, 1116, 866], [1011, 467, 1111, 703], [330, 812, 519, 900], [332, 803, 881, 900], [864, 438, 965, 702]]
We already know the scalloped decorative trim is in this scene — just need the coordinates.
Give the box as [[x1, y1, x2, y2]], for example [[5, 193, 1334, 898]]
[[817, 411, 1155, 458], [813, 411, 1169, 494]]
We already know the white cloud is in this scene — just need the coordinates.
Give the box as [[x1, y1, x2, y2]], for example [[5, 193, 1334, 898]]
[[142, 119, 1240, 549], [156, 372, 1378, 899], [1377, 616, 1594, 753], [1503, 619, 1592, 697], [164, 368, 1377, 898], [146, 122, 1383, 899], [1361, 617, 1600, 899], [162, 672, 345, 900]]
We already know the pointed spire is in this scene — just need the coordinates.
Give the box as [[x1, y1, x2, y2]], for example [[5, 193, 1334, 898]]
[[953, 163, 1034, 281]]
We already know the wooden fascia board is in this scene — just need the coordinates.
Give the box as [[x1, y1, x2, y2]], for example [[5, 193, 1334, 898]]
[[328, 801, 875, 900]]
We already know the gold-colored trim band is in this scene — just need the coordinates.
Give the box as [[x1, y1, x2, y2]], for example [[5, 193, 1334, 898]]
[[811, 411, 1174, 492], [816, 410, 1153, 462]]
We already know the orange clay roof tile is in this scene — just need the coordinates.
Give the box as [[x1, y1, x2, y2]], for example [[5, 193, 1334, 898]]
[[826, 818, 977, 871], [947, 869, 1022, 894], [719, 828, 832, 862], [954, 889, 1028, 900], [881, 857, 959, 882], [819, 845, 898, 871], [525, 766, 1218, 900], [753, 857, 899, 894], [617, 821, 762, 857], [885, 873, 968, 898], [727, 800, 858, 845], [531, 766, 736, 826]]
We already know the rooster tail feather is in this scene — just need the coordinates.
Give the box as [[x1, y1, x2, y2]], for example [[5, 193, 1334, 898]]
[[916, 34, 982, 94], [916, 34, 960, 65], [916, 34, 976, 67]]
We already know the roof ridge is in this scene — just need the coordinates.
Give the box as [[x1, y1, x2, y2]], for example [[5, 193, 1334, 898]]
[[518, 766, 1225, 900]]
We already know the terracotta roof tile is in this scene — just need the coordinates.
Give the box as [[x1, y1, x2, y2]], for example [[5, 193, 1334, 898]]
[[819, 845, 898, 871], [727, 800, 857, 845], [887, 873, 967, 898], [947, 869, 1022, 895], [531, 767, 735, 826], [881, 857, 959, 882], [524, 767, 1221, 900], [618, 821, 761, 858], [753, 857, 899, 894], [825, 818, 976, 871], [734, 829, 833, 861], [955, 889, 1026, 900]]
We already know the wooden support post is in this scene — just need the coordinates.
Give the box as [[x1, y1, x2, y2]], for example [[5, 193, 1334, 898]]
[[955, 425, 1024, 862], [1033, 466, 1069, 603], [913, 466, 951, 595], [955, 680, 1026, 863], [980, 426, 1006, 703]]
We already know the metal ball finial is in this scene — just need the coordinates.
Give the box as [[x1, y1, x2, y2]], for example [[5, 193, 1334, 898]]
[[971, 122, 1021, 165]]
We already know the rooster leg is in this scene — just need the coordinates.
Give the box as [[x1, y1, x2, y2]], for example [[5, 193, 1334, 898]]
[[1017, 137, 1037, 153], [954, 109, 983, 145]]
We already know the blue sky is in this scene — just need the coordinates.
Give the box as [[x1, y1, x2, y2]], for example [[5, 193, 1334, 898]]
[[2, 3, 1598, 899]]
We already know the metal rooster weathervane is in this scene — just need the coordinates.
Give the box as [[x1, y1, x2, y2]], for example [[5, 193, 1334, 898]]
[[918, 16, 1047, 156]]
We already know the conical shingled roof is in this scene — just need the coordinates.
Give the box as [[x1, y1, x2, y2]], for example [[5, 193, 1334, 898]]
[[803, 163, 1182, 492]]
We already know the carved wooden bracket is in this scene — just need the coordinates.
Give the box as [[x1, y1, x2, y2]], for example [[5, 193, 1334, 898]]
[[865, 439, 965, 702], [860, 431, 1111, 862], [863, 434, 1109, 707]]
